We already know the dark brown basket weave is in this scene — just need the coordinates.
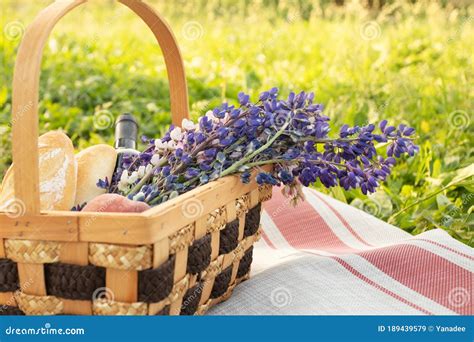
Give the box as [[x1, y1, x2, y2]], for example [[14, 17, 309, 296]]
[[0, 0, 273, 315], [0, 200, 270, 315]]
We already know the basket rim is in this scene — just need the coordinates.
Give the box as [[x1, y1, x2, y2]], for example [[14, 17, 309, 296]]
[[0, 166, 270, 218], [0, 166, 272, 245]]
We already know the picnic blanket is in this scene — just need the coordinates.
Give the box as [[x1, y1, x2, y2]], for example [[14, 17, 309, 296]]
[[209, 187, 473, 315]]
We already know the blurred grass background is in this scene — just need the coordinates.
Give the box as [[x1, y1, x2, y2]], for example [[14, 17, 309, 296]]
[[0, 0, 473, 245]]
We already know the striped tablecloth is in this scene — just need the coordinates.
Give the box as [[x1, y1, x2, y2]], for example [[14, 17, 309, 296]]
[[209, 188, 473, 315]]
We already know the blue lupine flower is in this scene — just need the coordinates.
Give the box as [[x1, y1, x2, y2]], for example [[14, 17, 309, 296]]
[[106, 88, 417, 206], [185, 168, 200, 179], [238, 92, 250, 106], [278, 170, 294, 184], [96, 177, 109, 189], [204, 148, 217, 159]]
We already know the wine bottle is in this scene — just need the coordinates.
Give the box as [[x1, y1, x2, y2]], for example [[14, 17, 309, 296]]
[[113, 113, 140, 182]]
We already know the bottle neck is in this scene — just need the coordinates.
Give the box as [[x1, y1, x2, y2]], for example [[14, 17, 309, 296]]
[[114, 113, 138, 151], [114, 138, 137, 150]]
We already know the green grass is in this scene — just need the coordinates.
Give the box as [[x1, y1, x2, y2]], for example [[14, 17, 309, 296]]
[[1, 1, 473, 245]]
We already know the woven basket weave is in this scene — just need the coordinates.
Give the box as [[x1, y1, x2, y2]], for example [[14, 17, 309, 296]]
[[0, 0, 272, 315]]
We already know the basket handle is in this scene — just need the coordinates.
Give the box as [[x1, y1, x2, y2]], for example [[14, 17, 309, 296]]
[[11, 0, 189, 215]]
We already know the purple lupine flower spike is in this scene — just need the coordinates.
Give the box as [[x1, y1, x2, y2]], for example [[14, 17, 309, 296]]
[[108, 88, 417, 206]]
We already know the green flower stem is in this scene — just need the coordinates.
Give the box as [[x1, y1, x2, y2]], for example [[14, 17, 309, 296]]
[[244, 158, 348, 169], [220, 120, 290, 177], [148, 175, 200, 206], [244, 159, 286, 168], [128, 158, 168, 196], [299, 136, 415, 143], [389, 183, 455, 220]]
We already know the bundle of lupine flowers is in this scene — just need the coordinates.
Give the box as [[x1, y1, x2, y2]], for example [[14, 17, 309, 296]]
[[102, 88, 418, 206]]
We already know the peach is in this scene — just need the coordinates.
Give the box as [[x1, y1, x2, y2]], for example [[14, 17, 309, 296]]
[[82, 193, 150, 213]]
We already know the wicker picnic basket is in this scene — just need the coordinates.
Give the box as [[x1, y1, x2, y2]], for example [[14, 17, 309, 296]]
[[0, 0, 272, 315]]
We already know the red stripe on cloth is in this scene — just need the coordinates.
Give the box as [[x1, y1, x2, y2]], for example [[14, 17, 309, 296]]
[[311, 191, 373, 247], [418, 239, 474, 261], [260, 230, 276, 249], [332, 256, 433, 315], [359, 244, 473, 315], [263, 189, 357, 252]]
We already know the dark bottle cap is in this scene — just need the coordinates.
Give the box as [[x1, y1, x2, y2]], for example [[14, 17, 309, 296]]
[[114, 113, 138, 149]]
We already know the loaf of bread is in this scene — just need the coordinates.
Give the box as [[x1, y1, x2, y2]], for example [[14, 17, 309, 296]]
[[74, 144, 117, 207], [0, 131, 77, 211]]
